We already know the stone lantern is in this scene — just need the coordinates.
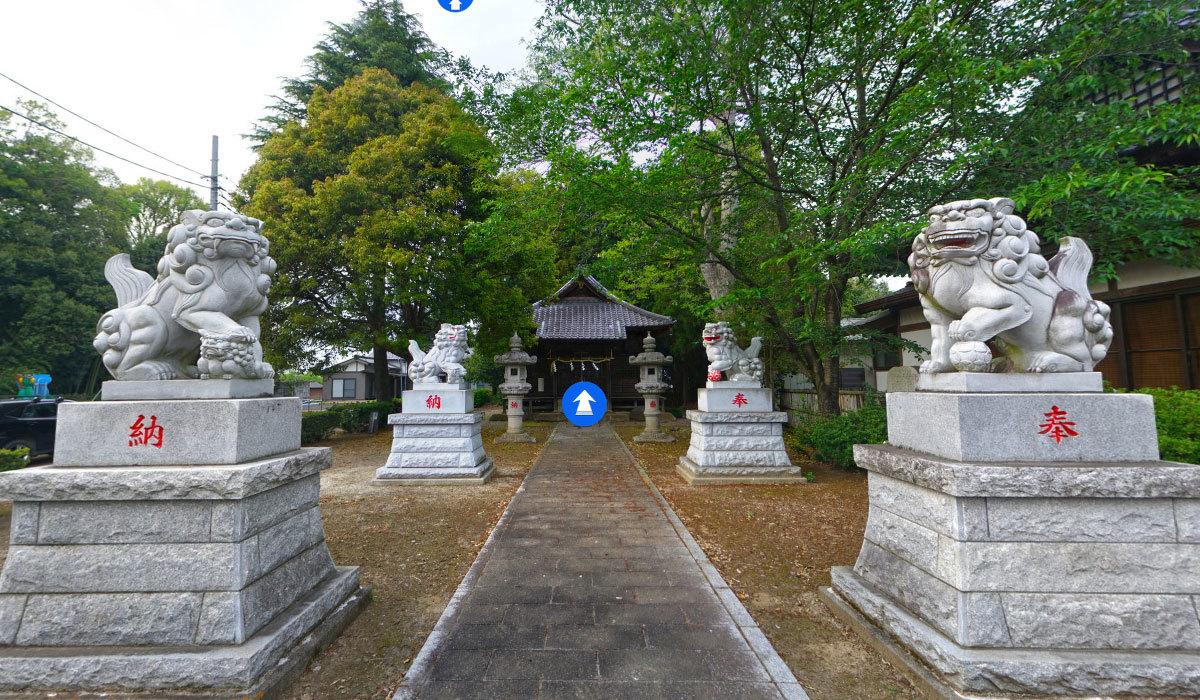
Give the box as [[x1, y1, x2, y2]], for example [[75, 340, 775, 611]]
[[629, 332, 674, 442], [493, 332, 537, 443]]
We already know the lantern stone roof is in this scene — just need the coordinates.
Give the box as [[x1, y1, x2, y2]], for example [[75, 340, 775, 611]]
[[533, 276, 675, 340]]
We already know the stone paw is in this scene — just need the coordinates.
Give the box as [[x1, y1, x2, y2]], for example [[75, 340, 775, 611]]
[[122, 360, 179, 380], [948, 320, 980, 342], [920, 358, 954, 373], [1025, 352, 1082, 373]]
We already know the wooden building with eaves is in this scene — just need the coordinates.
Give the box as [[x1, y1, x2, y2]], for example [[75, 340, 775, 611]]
[[525, 276, 675, 414]]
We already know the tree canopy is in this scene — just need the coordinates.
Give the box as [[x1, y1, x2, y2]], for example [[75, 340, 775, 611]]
[[241, 69, 556, 400], [0, 103, 202, 395], [253, 0, 446, 142], [478, 0, 1199, 413], [115, 178, 205, 273]]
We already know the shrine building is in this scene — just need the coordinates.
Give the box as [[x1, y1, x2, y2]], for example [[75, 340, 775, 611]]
[[526, 276, 675, 414]]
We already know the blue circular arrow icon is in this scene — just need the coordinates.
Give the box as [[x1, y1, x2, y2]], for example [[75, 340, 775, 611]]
[[437, 0, 473, 11], [563, 381, 606, 427]]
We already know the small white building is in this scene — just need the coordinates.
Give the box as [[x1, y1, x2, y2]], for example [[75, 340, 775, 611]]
[[321, 353, 407, 402]]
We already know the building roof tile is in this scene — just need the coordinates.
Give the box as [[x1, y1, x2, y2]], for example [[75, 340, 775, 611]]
[[533, 276, 674, 340]]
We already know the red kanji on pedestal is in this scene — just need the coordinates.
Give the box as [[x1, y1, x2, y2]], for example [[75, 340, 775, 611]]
[[426, 395, 441, 409], [650, 401, 656, 408], [511, 401, 518, 408], [128, 414, 164, 449], [1038, 405, 1078, 444], [707, 370, 722, 382], [732, 393, 748, 407]]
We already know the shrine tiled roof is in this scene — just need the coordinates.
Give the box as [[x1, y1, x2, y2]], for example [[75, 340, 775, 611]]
[[533, 276, 675, 340]]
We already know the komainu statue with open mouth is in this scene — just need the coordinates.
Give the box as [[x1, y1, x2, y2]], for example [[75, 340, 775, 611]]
[[909, 197, 1113, 373], [93, 210, 276, 381]]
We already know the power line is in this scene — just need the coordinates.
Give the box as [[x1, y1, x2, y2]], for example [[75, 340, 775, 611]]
[[0, 70, 208, 178], [0, 104, 209, 190]]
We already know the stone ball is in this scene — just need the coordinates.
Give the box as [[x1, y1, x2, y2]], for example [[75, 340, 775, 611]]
[[949, 341, 992, 372]]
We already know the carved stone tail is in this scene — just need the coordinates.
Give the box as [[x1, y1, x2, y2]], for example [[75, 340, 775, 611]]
[[1049, 237, 1113, 364], [103, 254, 154, 308]]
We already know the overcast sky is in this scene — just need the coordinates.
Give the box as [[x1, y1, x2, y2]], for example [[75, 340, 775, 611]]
[[0, 0, 544, 203]]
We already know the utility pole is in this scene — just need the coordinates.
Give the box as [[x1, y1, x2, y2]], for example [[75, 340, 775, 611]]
[[207, 135, 219, 211]]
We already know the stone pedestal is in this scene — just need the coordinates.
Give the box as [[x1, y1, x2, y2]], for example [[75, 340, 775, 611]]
[[402, 384, 474, 414], [496, 394, 536, 443], [0, 397, 366, 697], [633, 392, 674, 443], [677, 381, 804, 484], [826, 376, 1200, 697], [375, 412, 494, 485]]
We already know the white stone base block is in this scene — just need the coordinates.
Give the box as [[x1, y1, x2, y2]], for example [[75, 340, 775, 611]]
[[832, 442, 1200, 697], [828, 568, 1200, 698], [916, 371, 1102, 393], [402, 387, 474, 414], [0, 448, 367, 695], [0, 567, 367, 696], [887, 390, 1158, 462], [375, 412, 494, 484], [697, 386, 772, 412], [633, 431, 675, 443], [53, 397, 301, 466], [678, 410, 804, 484], [495, 432, 537, 443], [101, 377, 276, 401]]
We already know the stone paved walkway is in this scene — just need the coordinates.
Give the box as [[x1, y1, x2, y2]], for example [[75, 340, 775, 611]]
[[395, 423, 808, 700]]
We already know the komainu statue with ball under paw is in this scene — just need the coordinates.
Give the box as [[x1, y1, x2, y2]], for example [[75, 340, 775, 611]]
[[93, 210, 275, 380], [909, 197, 1113, 373]]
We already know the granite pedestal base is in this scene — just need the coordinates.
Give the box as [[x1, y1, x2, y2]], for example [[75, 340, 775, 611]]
[[100, 377, 275, 401], [829, 437, 1200, 696], [53, 397, 300, 467], [677, 410, 805, 484], [0, 447, 367, 695], [633, 429, 675, 443], [495, 431, 536, 443], [375, 412, 494, 485]]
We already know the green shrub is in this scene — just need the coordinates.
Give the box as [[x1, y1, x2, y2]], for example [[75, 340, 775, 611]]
[[474, 388, 494, 406], [300, 411, 341, 444], [327, 401, 400, 433], [794, 400, 888, 469], [0, 447, 29, 471], [1135, 387, 1200, 465]]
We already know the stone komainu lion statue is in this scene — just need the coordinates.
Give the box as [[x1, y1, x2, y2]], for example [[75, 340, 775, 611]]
[[409, 323, 472, 384], [909, 197, 1113, 374], [702, 321, 764, 383], [94, 210, 276, 381]]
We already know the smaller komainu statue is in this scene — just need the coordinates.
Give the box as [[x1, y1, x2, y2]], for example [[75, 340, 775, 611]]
[[409, 324, 473, 384], [702, 322, 763, 383], [94, 210, 276, 381], [909, 197, 1113, 373]]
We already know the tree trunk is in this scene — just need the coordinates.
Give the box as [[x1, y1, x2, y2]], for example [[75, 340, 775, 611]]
[[373, 343, 394, 403], [817, 286, 844, 416]]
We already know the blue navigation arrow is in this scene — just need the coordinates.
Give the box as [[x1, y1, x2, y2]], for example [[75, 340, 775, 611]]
[[563, 381, 606, 427]]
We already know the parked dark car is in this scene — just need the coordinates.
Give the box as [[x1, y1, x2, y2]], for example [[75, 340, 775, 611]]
[[0, 398, 70, 460]]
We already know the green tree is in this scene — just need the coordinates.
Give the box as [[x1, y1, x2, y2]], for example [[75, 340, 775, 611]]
[[484, 0, 1196, 414], [115, 178, 205, 274], [242, 70, 554, 401], [0, 102, 130, 394], [254, 0, 446, 141]]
